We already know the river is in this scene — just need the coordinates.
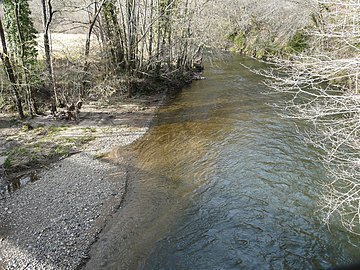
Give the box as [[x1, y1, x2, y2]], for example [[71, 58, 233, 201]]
[[85, 55, 360, 270]]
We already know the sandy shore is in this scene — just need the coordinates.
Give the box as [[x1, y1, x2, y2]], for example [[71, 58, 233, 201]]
[[0, 94, 165, 269]]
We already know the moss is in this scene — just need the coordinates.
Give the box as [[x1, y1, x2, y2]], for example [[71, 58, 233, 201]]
[[226, 32, 238, 42], [233, 31, 246, 51], [54, 145, 70, 157], [94, 153, 106, 159], [226, 23, 309, 60], [3, 131, 95, 171], [284, 31, 308, 53], [62, 136, 90, 144], [9, 146, 30, 156], [82, 127, 97, 133], [255, 48, 266, 59], [48, 126, 68, 134], [265, 46, 281, 57], [31, 141, 47, 152], [3, 157, 12, 169], [227, 30, 248, 52], [5, 146, 32, 169]]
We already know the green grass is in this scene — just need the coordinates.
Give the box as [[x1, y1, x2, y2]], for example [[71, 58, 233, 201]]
[[82, 127, 97, 133], [284, 31, 309, 53], [3, 157, 12, 169], [8, 146, 30, 156], [54, 145, 71, 157], [48, 126, 68, 134], [4, 130, 95, 171], [62, 135, 94, 144], [94, 153, 106, 159]]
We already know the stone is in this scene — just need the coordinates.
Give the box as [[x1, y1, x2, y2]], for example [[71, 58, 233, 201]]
[[0, 156, 8, 167]]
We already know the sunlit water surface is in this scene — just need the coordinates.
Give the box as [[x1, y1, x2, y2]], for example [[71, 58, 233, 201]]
[[86, 55, 360, 270]]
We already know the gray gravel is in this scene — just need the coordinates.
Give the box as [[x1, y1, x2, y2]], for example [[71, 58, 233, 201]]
[[0, 151, 127, 269], [0, 96, 164, 269]]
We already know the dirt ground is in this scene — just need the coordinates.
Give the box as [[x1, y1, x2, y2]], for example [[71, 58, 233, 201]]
[[0, 93, 166, 269], [0, 93, 164, 193]]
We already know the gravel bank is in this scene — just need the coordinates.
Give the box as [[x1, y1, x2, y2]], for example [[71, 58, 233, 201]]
[[0, 95, 164, 269]]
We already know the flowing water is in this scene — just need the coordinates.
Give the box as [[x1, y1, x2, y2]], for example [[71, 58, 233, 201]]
[[86, 55, 360, 270]]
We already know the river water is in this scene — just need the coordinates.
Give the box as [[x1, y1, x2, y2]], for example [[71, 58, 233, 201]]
[[86, 55, 360, 270]]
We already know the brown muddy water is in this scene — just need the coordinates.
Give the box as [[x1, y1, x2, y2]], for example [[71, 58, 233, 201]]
[[85, 55, 360, 270]]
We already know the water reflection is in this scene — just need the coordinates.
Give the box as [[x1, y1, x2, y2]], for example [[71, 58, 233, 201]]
[[0, 172, 38, 195], [141, 55, 360, 269]]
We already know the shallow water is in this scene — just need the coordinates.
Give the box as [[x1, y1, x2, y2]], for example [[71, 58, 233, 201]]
[[0, 172, 38, 196], [88, 55, 360, 270]]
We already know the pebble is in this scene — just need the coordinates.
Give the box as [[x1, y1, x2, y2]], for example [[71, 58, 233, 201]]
[[0, 94, 165, 269], [0, 115, 161, 268], [0, 156, 8, 166]]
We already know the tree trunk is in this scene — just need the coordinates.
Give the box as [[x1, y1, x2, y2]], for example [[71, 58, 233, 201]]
[[117, 0, 129, 69], [82, 0, 106, 93], [101, 1, 125, 71], [15, 1, 36, 117], [155, 0, 161, 77], [0, 17, 25, 119], [148, 0, 154, 63], [41, 0, 58, 106]]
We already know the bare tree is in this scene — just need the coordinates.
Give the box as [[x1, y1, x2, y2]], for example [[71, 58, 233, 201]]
[[82, 0, 106, 92], [100, 0, 204, 82], [192, 0, 314, 56], [41, 0, 58, 106], [262, 0, 360, 234]]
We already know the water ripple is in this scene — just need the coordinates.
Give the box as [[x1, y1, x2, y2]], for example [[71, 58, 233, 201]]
[[94, 55, 360, 270]]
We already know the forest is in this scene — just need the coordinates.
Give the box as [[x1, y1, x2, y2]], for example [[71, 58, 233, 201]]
[[0, 0, 208, 119], [1, 0, 360, 267]]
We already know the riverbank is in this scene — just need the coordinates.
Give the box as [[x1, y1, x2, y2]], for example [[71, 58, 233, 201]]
[[0, 93, 165, 269]]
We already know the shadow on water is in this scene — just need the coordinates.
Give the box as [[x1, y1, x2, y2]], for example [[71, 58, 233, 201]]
[[85, 54, 360, 270]]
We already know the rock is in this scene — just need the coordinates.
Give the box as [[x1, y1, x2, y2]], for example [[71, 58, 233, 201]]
[[0, 156, 8, 167]]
